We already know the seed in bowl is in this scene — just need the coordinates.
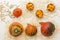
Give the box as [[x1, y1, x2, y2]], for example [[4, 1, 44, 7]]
[[25, 24, 37, 36], [9, 22, 24, 37], [13, 8, 22, 18], [36, 10, 43, 18], [26, 2, 34, 11], [47, 3, 55, 12], [40, 22, 55, 37]]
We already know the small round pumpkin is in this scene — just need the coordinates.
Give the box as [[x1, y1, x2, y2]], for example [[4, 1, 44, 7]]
[[40, 22, 55, 36], [25, 24, 37, 36], [9, 22, 24, 37], [36, 10, 43, 18], [26, 2, 34, 11], [13, 8, 22, 17], [47, 3, 55, 12]]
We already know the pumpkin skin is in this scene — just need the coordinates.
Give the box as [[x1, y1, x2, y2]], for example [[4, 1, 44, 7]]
[[40, 22, 55, 36], [25, 24, 37, 36]]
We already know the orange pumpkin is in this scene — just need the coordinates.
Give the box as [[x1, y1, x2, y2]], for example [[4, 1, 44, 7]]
[[25, 24, 37, 36], [13, 8, 22, 17], [9, 22, 24, 37]]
